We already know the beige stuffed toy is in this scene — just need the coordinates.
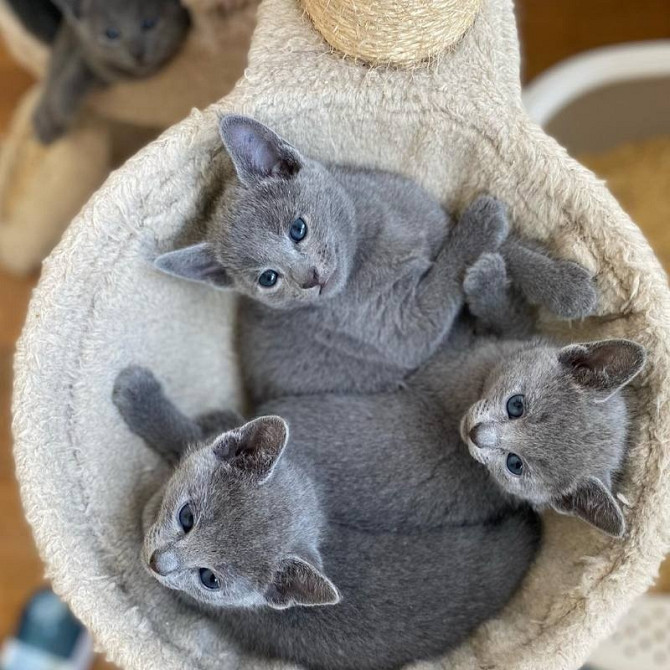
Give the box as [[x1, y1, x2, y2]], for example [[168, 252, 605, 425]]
[[0, 0, 256, 275]]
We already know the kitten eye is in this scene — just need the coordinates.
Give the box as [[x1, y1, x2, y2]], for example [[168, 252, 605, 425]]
[[104, 27, 121, 40], [506, 453, 524, 476], [178, 503, 194, 533], [141, 17, 158, 31], [258, 270, 279, 288], [199, 568, 221, 590], [506, 394, 525, 419], [289, 217, 308, 243]]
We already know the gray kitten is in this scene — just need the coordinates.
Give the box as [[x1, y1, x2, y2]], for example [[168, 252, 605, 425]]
[[33, 0, 190, 143], [457, 253, 645, 537], [155, 115, 597, 403], [113, 374, 539, 670]]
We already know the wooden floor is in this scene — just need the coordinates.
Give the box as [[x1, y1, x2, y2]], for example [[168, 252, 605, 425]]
[[0, 2, 668, 668]]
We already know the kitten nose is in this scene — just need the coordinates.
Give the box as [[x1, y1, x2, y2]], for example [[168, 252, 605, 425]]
[[149, 550, 178, 576], [130, 42, 146, 63], [301, 268, 323, 290], [468, 423, 499, 450]]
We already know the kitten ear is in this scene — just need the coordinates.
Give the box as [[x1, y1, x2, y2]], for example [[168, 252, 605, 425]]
[[558, 339, 646, 401], [551, 477, 625, 538], [219, 115, 302, 184], [212, 416, 289, 483], [265, 557, 340, 610], [154, 242, 232, 290]]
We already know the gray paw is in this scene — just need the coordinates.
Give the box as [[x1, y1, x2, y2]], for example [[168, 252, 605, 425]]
[[113, 365, 164, 427], [33, 105, 66, 145], [464, 253, 507, 298], [457, 196, 510, 263], [540, 261, 598, 319]]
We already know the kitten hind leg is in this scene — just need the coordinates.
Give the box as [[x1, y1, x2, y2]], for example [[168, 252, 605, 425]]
[[502, 239, 597, 319], [464, 253, 535, 338], [113, 366, 203, 463]]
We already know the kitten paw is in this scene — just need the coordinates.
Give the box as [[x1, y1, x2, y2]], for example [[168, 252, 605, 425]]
[[32, 105, 67, 145], [113, 365, 165, 427], [464, 252, 508, 297], [456, 196, 510, 263], [536, 261, 598, 319]]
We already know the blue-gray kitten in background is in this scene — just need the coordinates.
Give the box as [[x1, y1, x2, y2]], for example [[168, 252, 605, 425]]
[[33, 0, 190, 143], [155, 115, 597, 404]]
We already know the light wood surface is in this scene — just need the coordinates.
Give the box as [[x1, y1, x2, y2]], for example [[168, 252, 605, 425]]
[[0, 3, 668, 668]]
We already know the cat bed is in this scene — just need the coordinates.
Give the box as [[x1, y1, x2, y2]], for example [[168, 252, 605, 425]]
[[12, 0, 670, 668], [0, 0, 256, 274]]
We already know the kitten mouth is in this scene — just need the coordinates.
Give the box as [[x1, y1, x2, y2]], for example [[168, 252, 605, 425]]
[[319, 268, 339, 297]]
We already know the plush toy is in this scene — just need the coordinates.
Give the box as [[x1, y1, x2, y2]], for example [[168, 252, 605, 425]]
[[0, 0, 256, 275]]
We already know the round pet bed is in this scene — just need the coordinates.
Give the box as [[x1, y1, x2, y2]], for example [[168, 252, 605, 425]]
[[13, 0, 670, 668]]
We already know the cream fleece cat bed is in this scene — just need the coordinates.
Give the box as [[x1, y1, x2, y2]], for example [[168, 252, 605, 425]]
[[12, 0, 670, 669], [0, 0, 256, 274]]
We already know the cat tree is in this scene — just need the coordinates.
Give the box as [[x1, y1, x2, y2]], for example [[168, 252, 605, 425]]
[[13, 0, 670, 668], [0, 0, 256, 274]]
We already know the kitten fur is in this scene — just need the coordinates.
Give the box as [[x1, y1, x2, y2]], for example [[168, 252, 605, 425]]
[[113, 373, 539, 670], [155, 115, 597, 404], [33, 0, 190, 143]]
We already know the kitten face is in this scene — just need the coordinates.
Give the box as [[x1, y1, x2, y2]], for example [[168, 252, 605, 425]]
[[143, 417, 340, 610], [61, 0, 190, 76], [212, 164, 354, 309], [154, 116, 356, 309], [460, 339, 645, 536], [144, 446, 275, 607]]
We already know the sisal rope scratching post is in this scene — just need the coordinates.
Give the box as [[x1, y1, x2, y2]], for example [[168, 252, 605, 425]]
[[302, 0, 482, 64], [12, 1, 670, 669]]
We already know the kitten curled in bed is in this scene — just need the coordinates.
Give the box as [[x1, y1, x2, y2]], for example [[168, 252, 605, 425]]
[[155, 114, 597, 403], [31, 0, 190, 143], [113, 375, 539, 670]]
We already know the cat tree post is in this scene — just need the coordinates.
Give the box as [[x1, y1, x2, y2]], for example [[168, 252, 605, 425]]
[[301, 0, 482, 65]]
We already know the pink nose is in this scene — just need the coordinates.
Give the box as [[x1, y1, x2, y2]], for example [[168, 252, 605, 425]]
[[301, 268, 323, 290], [468, 423, 499, 449], [149, 550, 178, 575]]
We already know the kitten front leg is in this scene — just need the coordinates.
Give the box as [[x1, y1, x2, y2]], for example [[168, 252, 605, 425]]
[[113, 366, 203, 464], [392, 196, 509, 367], [33, 26, 102, 143], [501, 239, 597, 319]]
